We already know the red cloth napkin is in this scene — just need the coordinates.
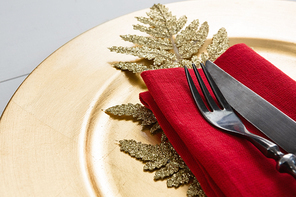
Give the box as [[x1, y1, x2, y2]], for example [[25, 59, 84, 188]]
[[139, 43, 296, 197]]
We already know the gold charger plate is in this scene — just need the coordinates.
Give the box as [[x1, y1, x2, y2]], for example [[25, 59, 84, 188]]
[[1, 0, 296, 196]]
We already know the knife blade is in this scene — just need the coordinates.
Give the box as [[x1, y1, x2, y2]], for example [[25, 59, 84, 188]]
[[206, 60, 296, 153]]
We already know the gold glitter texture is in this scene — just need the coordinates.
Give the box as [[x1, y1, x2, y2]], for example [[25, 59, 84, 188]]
[[119, 134, 205, 196], [113, 62, 148, 73], [109, 3, 229, 73], [107, 103, 206, 196], [119, 134, 190, 185], [204, 27, 229, 62], [105, 3, 231, 196], [105, 103, 159, 133], [187, 179, 206, 197]]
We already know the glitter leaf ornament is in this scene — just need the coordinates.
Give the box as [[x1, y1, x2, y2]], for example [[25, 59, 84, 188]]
[[119, 134, 193, 186], [105, 103, 160, 133], [187, 178, 206, 197], [113, 62, 148, 73], [202, 27, 229, 62], [167, 167, 192, 187], [119, 135, 206, 196], [109, 3, 229, 73], [105, 3, 231, 196], [107, 103, 205, 196]]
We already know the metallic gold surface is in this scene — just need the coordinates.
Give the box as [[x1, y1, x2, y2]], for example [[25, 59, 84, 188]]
[[0, 0, 296, 196]]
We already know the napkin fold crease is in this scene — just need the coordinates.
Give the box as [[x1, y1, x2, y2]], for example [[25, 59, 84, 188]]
[[139, 43, 296, 197]]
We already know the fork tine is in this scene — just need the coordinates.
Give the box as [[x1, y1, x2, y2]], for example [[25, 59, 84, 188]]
[[192, 64, 220, 111], [201, 62, 232, 110], [184, 66, 209, 113]]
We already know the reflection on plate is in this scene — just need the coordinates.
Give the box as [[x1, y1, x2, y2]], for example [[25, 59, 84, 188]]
[[1, 0, 296, 196]]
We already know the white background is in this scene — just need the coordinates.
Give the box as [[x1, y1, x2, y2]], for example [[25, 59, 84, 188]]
[[1, 0, 295, 117]]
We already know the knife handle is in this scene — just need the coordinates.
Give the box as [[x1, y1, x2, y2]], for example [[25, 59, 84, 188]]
[[249, 134, 296, 179], [277, 153, 296, 179]]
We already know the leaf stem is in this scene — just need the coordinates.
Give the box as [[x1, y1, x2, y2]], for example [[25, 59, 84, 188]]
[[169, 36, 181, 61], [154, 4, 181, 62]]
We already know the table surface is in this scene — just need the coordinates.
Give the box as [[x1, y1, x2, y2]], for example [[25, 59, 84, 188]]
[[0, 0, 188, 117]]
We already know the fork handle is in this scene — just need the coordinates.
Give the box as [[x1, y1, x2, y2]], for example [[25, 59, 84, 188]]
[[249, 134, 296, 179]]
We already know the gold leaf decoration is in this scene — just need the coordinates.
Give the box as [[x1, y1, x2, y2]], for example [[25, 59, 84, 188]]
[[202, 27, 229, 62], [109, 3, 229, 72], [175, 20, 208, 59], [187, 178, 207, 197], [119, 134, 205, 196], [150, 122, 161, 134], [113, 62, 148, 73], [120, 34, 172, 50], [107, 103, 206, 196], [105, 3, 231, 196], [105, 103, 160, 133], [109, 46, 178, 66]]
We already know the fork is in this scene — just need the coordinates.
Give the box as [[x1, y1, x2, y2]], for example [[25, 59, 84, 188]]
[[184, 63, 296, 179]]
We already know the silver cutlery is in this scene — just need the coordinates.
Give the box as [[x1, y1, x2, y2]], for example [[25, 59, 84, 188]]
[[206, 60, 296, 153], [184, 63, 296, 179]]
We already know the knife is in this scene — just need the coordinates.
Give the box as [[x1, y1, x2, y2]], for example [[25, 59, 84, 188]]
[[206, 60, 296, 154]]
